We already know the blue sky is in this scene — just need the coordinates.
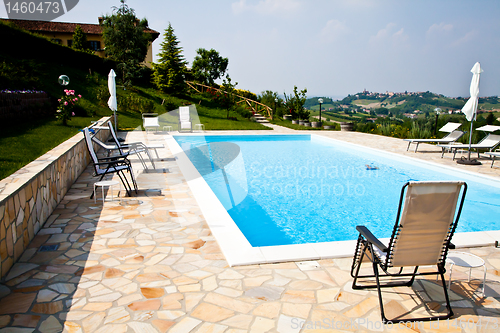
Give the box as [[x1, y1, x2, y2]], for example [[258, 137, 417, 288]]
[[2, 0, 499, 99]]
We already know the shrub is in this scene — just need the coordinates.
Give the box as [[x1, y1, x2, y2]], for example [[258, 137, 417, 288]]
[[55, 89, 82, 125], [409, 122, 431, 139], [235, 106, 252, 119]]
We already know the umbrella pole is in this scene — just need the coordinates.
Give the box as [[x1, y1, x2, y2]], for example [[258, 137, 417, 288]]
[[467, 120, 473, 160], [457, 119, 481, 165]]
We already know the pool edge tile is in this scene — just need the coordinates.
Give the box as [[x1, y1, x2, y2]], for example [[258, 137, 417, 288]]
[[259, 244, 321, 263], [453, 231, 496, 248], [167, 134, 500, 266]]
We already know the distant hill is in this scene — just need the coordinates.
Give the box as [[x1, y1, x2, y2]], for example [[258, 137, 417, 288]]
[[306, 91, 500, 115]]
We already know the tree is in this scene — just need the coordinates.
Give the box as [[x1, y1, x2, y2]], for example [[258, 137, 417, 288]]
[[100, 0, 151, 86], [191, 48, 228, 86], [152, 23, 187, 93], [284, 86, 308, 120], [72, 25, 89, 52], [486, 112, 496, 125], [217, 75, 238, 119], [259, 90, 281, 119]]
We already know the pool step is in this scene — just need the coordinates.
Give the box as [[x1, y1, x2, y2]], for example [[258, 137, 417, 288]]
[[253, 113, 269, 123]]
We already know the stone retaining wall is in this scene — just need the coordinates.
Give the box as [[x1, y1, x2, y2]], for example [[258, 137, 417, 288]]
[[0, 117, 111, 279]]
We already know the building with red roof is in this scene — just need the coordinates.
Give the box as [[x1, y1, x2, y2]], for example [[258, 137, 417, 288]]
[[1, 18, 160, 67]]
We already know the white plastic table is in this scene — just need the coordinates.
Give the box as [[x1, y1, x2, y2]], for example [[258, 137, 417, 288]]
[[163, 126, 173, 132], [447, 252, 486, 297], [94, 180, 120, 203], [194, 124, 205, 132]]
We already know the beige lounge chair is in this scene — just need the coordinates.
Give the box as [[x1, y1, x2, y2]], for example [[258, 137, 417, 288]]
[[483, 151, 500, 167], [404, 130, 465, 152], [437, 134, 500, 160], [351, 181, 467, 323]]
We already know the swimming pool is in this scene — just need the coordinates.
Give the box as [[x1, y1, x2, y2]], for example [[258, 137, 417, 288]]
[[174, 134, 500, 248]]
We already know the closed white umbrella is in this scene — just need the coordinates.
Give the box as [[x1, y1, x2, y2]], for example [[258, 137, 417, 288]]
[[108, 69, 118, 132], [461, 62, 482, 121], [458, 62, 483, 165]]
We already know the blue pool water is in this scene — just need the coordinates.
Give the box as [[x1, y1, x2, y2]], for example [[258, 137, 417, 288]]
[[175, 134, 500, 247]]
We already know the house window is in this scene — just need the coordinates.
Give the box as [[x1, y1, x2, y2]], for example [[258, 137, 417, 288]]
[[51, 38, 62, 44], [87, 41, 101, 51], [67, 40, 73, 47]]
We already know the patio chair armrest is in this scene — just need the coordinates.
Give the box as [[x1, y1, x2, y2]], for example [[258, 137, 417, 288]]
[[104, 146, 125, 151], [97, 154, 129, 162], [121, 142, 146, 149], [95, 157, 129, 166], [448, 242, 455, 250], [356, 226, 388, 252]]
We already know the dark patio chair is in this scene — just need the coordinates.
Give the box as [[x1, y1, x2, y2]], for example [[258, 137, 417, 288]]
[[91, 136, 149, 170], [107, 121, 159, 169], [83, 127, 138, 198], [350, 181, 467, 323]]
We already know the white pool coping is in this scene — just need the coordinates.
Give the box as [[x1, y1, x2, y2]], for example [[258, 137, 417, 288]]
[[166, 133, 500, 267]]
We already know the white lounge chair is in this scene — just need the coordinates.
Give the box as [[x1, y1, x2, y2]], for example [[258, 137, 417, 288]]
[[438, 134, 500, 160], [483, 151, 500, 168], [143, 113, 160, 132], [404, 130, 465, 152], [404, 122, 463, 152], [351, 181, 467, 323], [178, 106, 192, 132]]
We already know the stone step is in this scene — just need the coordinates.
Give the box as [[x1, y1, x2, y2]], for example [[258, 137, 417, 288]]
[[252, 114, 269, 123]]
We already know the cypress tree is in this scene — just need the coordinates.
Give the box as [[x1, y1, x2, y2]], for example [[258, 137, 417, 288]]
[[72, 25, 88, 51], [152, 23, 187, 93]]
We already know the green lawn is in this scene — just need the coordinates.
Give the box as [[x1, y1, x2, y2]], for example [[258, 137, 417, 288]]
[[0, 118, 87, 180], [0, 88, 270, 180]]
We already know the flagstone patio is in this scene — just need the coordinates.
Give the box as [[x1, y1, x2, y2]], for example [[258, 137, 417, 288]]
[[0, 126, 500, 332]]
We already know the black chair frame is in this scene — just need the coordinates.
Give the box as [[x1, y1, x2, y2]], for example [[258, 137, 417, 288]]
[[84, 127, 138, 199], [350, 182, 467, 324]]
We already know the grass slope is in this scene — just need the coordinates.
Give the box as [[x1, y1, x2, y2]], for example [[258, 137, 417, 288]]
[[0, 22, 268, 180]]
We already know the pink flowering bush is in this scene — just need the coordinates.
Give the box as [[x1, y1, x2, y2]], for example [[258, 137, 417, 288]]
[[56, 89, 82, 125]]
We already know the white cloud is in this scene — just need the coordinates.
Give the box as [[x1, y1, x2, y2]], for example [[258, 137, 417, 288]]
[[393, 28, 409, 44], [370, 23, 410, 46], [451, 30, 478, 47], [321, 19, 349, 43], [232, 0, 301, 15], [427, 22, 454, 37]]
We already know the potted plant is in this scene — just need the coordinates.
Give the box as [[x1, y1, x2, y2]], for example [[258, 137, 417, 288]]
[[340, 122, 354, 131], [284, 86, 308, 126]]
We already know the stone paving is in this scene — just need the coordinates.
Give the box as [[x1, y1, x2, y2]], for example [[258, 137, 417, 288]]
[[1, 126, 500, 332]]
